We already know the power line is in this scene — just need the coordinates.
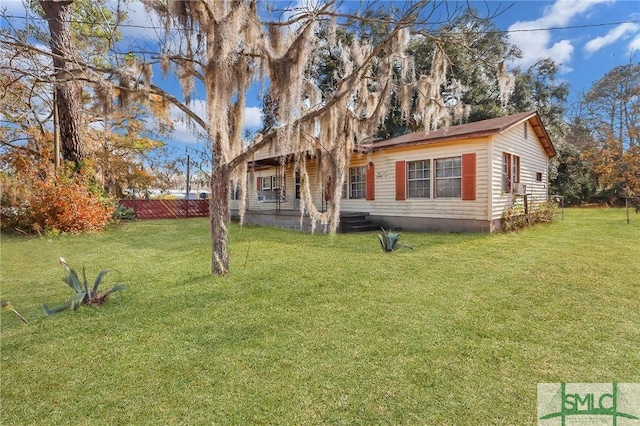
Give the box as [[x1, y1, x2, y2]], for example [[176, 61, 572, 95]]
[[2, 13, 640, 34], [498, 19, 640, 34]]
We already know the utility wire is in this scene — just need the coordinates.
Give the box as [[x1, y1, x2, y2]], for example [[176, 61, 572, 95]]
[[2, 13, 640, 34], [496, 19, 640, 34]]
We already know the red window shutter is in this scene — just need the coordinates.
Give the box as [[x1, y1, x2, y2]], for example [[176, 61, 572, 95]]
[[461, 153, 476, 201], [395, 161, 406, 201], [256, 176, 262, 191], [366, 163, 375, 200], [507, 154, 512, 191]]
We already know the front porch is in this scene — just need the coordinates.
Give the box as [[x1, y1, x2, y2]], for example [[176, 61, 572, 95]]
[[230, 209, 380, 233]]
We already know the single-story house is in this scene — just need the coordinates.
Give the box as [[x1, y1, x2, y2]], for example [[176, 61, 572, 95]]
[[231, 110, 556, 233]]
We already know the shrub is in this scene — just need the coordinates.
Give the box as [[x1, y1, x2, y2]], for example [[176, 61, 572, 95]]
[[1, 168, 115, 234], [42, 258, 127, 315], [501, 204, 527, 232], [529, 201, 557, 224], [502, 200, 557, 231], [113, 204, 136, 221]]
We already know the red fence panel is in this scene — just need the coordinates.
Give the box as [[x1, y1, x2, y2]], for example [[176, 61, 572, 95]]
[[119, 199, 209, 220]]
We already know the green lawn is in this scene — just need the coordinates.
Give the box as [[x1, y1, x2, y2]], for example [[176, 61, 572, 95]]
[[1, 208, 639, 424]]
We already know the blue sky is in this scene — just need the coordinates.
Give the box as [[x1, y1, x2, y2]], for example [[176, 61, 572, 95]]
[[1, 0, 639, 149], [486, 0, 639, 95]]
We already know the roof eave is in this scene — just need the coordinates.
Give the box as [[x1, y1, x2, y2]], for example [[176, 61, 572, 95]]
[[371, 131, 496, 152], [530, 116, 556, 158]]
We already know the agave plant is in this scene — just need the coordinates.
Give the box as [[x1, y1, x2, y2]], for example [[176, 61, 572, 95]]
[[377, 227, 412, 252], [42, 258, 126, 315]]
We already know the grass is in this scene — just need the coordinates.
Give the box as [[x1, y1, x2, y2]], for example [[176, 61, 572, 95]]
[[1, 208, 639, 424]]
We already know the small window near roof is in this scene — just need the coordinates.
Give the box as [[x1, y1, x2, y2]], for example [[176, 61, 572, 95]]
[[536, 172, 543, 182], [524, 122, 528, 139]]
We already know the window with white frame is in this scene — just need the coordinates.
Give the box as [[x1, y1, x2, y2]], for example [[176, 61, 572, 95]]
[[435, 157, 461, 198], [261, 176, 272, 190], [407, 160, 431, 198], [257, 175, 286, 202], [259, 175, 281, 190], [502, 153, 509, 192], [512, 155, 520, 186], [349, 166, 366, 199], [502, 152, 520, 192]]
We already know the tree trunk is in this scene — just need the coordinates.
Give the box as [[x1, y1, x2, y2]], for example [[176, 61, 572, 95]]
[[210, 158, 230, 275], [40, 0, 85, 166]]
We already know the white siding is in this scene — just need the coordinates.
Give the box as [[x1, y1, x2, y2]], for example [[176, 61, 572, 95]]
[[490, 121, 550, 221], [346, 139, 491, 220], [238, 118, 553, 231], [339, 153, 374, 213], [251, 144, 293, 162]]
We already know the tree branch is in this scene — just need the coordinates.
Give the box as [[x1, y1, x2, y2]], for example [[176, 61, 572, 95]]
[[228, 5, 424, 171]]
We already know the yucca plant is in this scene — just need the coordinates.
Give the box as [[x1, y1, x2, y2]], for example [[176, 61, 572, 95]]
[[377, 227, 412, 252], [42, 258, 126, 315]]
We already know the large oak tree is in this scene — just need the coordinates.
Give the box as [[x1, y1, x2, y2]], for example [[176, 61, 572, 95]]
[[138, 0, 488, 275], [4, 1, 513, 274]]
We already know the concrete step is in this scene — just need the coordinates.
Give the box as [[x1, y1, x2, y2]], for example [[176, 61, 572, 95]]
[[344, 223, 380, 232], [339, 212, 380, 233]]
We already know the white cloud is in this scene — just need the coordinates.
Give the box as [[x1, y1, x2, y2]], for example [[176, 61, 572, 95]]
[[244, 106, 263, 129], [628, 34, 640, 55], [112, 0, 165, 41], [584, 22, 640, 55], [507, 0, 612, 70], [168, 100, 207, 144], [537, 0, 613, 27], [167, 101, 263, 143]]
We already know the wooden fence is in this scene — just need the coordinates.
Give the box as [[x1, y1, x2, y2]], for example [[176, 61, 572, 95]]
[[119, 199, 209, 220]]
